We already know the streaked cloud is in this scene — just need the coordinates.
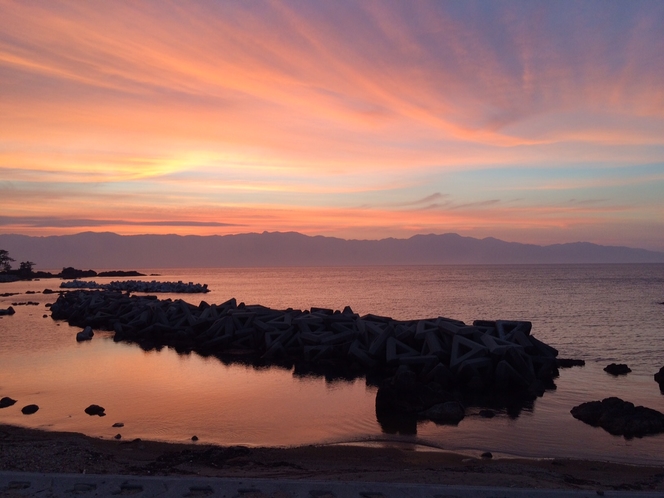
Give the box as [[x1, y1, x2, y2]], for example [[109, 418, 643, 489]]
[[0, 217, 240, 228], [0, 1, 663, 249]]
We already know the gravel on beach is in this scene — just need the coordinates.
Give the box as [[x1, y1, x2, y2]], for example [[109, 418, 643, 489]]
[[1, 424, 663, 492]]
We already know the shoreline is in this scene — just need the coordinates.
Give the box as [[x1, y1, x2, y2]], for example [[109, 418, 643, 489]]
[[1, 424, 663, 491]]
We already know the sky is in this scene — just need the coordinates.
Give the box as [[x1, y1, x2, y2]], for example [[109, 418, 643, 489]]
[[1, 1, 663, 250]]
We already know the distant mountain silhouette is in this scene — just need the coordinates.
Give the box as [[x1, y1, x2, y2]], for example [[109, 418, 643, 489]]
[[1, 231, 663, 269]]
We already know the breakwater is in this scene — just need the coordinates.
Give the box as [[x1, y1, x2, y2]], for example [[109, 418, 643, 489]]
[[59, 280, 209, 293], [50, 290, 560, 426]]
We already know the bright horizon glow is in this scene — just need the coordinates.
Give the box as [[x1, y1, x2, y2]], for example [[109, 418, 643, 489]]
[[1, 1, 663, 250]]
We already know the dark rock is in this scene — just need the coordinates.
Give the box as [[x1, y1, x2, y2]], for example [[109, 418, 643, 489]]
[[0, 397, 17, 408], [191, 435, 199, 441], [76, 326, 94, 342], [43, 289, 55, 294], [479, 409, 496, 418], [97, 270, 146, 277], [603, 363, 631, 376], [392, 365, 417, 392], [571, 397, 664, 438], [655, 367, 664, 392], [84, 404, 106, 416], [114, 434, 122, 440], [421, 401, 465, 424], [59, 267, 97, 279], [481, 451, 493, 459], [112, 422, 124, 428], [556, 358, 585, 368], [21, 404, 39, 415], [0, 306, 15, 316]]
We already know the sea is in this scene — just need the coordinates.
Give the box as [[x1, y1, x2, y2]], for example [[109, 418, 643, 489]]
[[1, 264, 663, 465]]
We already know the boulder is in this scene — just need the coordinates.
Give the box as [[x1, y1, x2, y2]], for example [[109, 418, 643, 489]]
[[76, 326, 94, 342], [655, 367, 664, 392], [392, 365, 418, 392], [84, 404, 106, 416], [0, 306, 15, 316], [0, 397, 17, 408], [421, 401, 465, 424], [21, 404, 39, 415], [603, 363, 631, 376], [571, 397, 664, 438]]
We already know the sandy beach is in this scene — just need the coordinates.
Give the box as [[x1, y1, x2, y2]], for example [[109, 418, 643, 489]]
[[1, 424, 662, 492]]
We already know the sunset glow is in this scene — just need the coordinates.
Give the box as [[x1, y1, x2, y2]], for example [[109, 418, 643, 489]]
[[1, 1, 663, 249]]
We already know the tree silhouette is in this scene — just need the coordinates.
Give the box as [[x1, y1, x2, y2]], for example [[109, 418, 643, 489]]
[[19, 261, 36, 276], [0, 249, 14, 272]]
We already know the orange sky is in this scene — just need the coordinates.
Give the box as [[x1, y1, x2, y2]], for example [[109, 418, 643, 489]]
[[1, 1, 663, 250]]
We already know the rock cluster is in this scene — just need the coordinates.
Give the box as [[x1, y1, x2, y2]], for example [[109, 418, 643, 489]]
[[571, 397, 664, 438], [60, 280, 209, 293], [0, 306, 15, 316], [51, 290, 561, 425]]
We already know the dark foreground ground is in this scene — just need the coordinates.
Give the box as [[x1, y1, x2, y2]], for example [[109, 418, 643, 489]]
[[1, 424, 663, 492]]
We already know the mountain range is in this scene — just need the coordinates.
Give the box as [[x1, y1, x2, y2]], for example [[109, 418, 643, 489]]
[[1, 232, 663, 269]]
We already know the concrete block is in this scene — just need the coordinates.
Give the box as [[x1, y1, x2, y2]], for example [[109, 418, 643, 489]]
[[368, 324, 394, 357], [495, 359, 530, 390], [480, 333, 523, 355], [505, 348, 536, 384], [385, 337, 420, 365], [457, 357, 493, 383], [449, 335, 488, 369], [437, 316, 466, 327], [422, 362, 454, 386], [320, 329, 355, 345], [496, 320, 532, 339], [303, 345, 333, 362], [348, 340, 376, 367], [528, 335, 559, 358], [415, 320, 439, 340]]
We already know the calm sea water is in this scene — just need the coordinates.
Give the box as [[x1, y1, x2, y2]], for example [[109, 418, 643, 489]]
[[1, 265, 664, 464]]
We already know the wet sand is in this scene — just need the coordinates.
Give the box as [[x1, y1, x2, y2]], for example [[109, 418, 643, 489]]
[[1, 424, 663, 492]]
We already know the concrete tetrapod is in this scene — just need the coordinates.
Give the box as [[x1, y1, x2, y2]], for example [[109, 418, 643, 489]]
[[50, 290, 562, 426]]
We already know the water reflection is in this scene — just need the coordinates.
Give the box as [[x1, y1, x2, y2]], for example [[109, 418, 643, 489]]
[[133, 336, 555, 439]]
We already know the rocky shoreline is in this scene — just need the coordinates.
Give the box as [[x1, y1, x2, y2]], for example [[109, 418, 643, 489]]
[[0, 267, 147, 282]]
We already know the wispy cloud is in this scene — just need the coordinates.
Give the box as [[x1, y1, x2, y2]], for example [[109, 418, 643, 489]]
[[0, 217, 241, 228], [0, 1, 663, 249]]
